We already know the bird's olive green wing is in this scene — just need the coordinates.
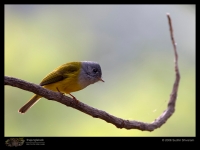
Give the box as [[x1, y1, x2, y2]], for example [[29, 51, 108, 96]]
[[39, 62, 80, 86]]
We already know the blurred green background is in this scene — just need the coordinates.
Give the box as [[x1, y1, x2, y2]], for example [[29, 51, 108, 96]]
[[5, 5, 195, 136]]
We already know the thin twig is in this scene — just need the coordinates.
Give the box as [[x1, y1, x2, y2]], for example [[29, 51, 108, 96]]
[[166, 13, 180, 106], [4, 14, 180, 131]]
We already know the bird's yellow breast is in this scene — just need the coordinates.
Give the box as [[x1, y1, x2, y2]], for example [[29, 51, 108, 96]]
[[43, 75, 83, 94]]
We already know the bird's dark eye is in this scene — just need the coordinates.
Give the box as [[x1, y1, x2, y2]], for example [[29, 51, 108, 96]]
[[92, 68, 98, 73]]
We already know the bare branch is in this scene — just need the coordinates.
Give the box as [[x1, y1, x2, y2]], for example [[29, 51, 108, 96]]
[[166, 13, 180, 106], [4, 14, 180, 131]]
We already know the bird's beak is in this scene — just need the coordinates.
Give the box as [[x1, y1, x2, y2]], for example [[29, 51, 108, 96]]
[[99, 78, 105, 82]]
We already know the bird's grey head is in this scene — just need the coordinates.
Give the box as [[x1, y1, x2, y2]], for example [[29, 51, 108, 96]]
[[80, 61, 104, 86]]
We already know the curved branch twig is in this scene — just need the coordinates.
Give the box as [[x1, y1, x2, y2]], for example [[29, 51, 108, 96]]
[[4, 14, 180, 131]]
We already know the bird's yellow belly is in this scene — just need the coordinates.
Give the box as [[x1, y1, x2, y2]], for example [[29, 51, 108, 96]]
[[43, 77, 83, 94]]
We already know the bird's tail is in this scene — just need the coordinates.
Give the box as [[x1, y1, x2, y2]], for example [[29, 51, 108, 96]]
[[18, 95, 41, 114]]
